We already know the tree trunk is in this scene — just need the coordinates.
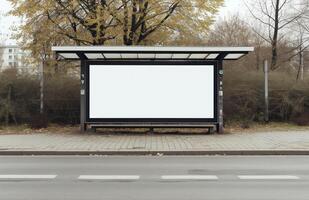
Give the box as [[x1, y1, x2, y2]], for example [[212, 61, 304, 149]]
[[296, 45, 304, 81], [271, 0, 280, 70], [5, 85, 11, 126], [255, 46, 260, 71], [122, 0, 130, 45]]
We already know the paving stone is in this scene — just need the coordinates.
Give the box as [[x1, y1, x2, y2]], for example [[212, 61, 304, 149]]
[[0, 131, 309, 151]]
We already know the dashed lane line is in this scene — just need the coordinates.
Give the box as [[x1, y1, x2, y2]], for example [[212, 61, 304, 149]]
[[238, 175, 300, 180], [161, 175, 218, 180], [0, 175, 57, 179], [0, 174, 302, 181], [78, 175, 140, 180]]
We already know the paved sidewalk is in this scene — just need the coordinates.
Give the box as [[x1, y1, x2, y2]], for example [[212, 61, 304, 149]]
[[0, 130, 309, 154]]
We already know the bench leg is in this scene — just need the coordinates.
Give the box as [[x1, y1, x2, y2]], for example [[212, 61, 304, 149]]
[[147, 128, 154, 134], [89, 126, 96, 133]]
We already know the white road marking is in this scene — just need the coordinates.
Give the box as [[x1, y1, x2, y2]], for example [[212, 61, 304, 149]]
[[78, 175, 140, 180], [0, 175, 57, 179], [238, 175, 300, 180], [161, 175, 218, 180]]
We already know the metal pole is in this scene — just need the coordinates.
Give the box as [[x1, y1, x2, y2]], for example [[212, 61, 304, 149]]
[[218, 61, 224, 133], [80, 60, 87, 132], [39, 61, 44, 114], [264, 59, 269, 123]]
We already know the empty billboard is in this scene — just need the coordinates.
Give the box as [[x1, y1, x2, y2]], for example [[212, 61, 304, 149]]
[[86, 61, 217, 123]]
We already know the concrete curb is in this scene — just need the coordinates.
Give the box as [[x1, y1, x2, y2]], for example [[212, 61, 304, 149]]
[[1, 150, 309, 156]]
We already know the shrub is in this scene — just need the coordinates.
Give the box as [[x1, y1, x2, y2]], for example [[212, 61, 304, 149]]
[[292, 112, 309, 126], [0, 67, 309, 126], [0, 69, 39, 125], [30, 113, 48, 129], [0, 69, 79, 126], [44, 75, 80, 124], [224, 68, 309, 124]]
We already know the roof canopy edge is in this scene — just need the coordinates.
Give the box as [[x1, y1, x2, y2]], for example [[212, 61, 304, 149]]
[[51, 46, 254, 61]]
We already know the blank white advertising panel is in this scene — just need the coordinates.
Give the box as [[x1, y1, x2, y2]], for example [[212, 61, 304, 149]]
[[89, 64, 215, 119]]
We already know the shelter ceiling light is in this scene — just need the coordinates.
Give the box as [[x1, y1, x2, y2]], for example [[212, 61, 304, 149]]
[[206, 54, 219, 59], [121, 54, 138, 59], [189, 54, 208, 59], [172, 54, 190, 59], [103, 53, 122, 59], [224, 54, 245, 59], [58, 53, 79, 59], [85, 53, 104, 59], [155, 54, 173, 59], [137, 54, 155, 59]]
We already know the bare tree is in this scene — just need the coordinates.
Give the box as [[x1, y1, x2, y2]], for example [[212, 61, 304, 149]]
[[207, 15, 265, 70], [293, 19, 309, 80], [0, 13, 4, 70], [207, 15, 253, 46], [285, 0, 309, 79], [246, 0, 308, 70]]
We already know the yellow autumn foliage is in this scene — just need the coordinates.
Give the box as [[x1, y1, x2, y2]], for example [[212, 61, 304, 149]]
[[8, 0, 223, 69]]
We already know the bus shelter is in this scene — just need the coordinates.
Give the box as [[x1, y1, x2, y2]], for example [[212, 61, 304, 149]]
[[52, 46, 254, 133]]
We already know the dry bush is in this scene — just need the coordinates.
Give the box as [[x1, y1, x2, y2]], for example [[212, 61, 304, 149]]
[[30, 113, 48, 129], [0, 69, 39, 124], [1, 66, 308, 127], [224, 67, 309, 125], [0, 70, 80, 126], [224, 69, 264, 125], [44, 75, 80, 124]]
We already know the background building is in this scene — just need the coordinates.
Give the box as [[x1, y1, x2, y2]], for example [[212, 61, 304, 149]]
[[0, 45, 35, 73]]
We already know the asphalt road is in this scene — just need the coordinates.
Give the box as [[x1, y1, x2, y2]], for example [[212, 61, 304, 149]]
[[0, 156, 309, 200]]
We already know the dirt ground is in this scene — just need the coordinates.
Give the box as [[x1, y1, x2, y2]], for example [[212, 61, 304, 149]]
[[0, 122, 308, 135]]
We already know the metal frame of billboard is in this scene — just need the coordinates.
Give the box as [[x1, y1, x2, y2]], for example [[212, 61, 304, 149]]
[[85, 60, 218, 125]]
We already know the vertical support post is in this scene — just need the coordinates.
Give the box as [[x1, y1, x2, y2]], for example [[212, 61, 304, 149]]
[[39, 61, 44, 114], [264, 60, 269, 123], [80, 60, 87, 132], [217, 60, 224, 134]]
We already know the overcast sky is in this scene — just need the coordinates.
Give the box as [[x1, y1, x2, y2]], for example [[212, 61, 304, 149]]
[[0, 0, 247, 45]]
